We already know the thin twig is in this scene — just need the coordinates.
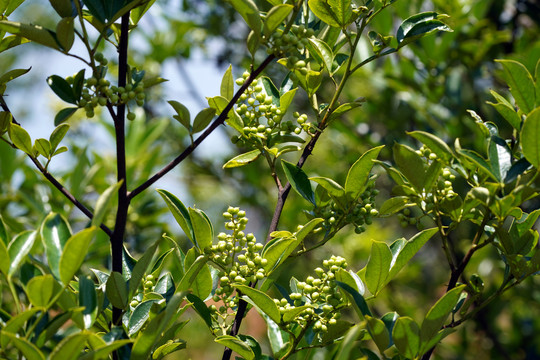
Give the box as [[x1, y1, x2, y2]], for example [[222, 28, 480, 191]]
[[127, 54, 275, 200], [0, 95, 113, 236]]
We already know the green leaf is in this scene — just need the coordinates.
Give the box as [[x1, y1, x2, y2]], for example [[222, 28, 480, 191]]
[[106, 271, 128, 310], [279, 88, 297, 113], [215, 335, 255, 360], [79, 340, 133, 360], [0, 67, 30, 86], [282, 160, 315, 204], [388, 228, 438, 281], [327, 99, 365, 123], [129, 238, 162, 298], [334, 325, 365, 360], [186, 293, 214, 329], [263, 4, 293, 38], [0, 111, 11, 134], [345, 145, 384, 199], [393, 316, 420, 359], [337, 281, 371, 317], [308, 0, 342, 28], [246, 29, 259, 57], [223, 149, 261, 168], [168, 100, 190, 129], [0, 238, 9, 275], [50, 0, 74, 17], [189, 207, 213, 250], [151, 340, 186, 359], [55, 17, 74, 51], [234, 284, 281, 323], [521, 107, 540, 167], [0, 215, 7, 246], [192, 107, 216, 133], [47, 75, 77, 104], [487, 90, 522, 130], [220, 65, 234, 100], [50, 332, 89, 360], [129, 299, 162, 335], [59, 227, 97, 285], [407, 131, 453, 163], [207, 95, 229, 114], [0, 308, 42, 348], [227, 0, 261, 37], [49, 124, 70, 153], [307, 37, 334, 73], [40, 213, 71, 280], [8, 123, 33, 154], [397, 12, 451, 47], [379, 196, 410, 216], [79, 275, 98, 329], [310, 176, 345, 198], [157, 189, 194, 242], [457, 148, 499, 181], [294, 218, 324, 243], [25, 274, 57, 307], [488, 136, 512, 182], [176, 254, 209, 293], [420, 285, 466, 349], [260, 76, 280, 106], [34, 138, 51, 158], [54, 107, 78, 126], [130, 292, 188, 360], [365, 241, 392, 296], [393, 143, 426, 191], [261, 236, 297, 274], [92, 180, 123, 228], [0, 20, 60, 50], [8, 230, 37, 275], [1, 331, 45, 360], [365, 315, 390, 352], [496, 59, 536, 114]]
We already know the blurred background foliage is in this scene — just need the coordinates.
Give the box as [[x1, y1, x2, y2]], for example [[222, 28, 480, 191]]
[[0, 0, 539, 358]]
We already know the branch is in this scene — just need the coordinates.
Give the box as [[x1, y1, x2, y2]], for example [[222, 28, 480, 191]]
[[110, 12, 131, 326], [127, 54, 275, 200], [0, 95, 113, 236]]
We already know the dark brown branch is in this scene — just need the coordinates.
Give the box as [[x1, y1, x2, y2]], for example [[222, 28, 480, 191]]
[[127, 55, 276, 201], [110, 12, 131, 326], [1, 95, 113, 236]]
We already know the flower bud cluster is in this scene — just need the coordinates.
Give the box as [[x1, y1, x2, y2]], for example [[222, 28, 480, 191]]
[[276, 255, 348, 337], [232, 74, 313, 147], [263, 25, 314, 74], [205, 207, 267, 324], [129, 274, 155, 308], [67, 53, 146, 120], [314, 183, 379, 235]]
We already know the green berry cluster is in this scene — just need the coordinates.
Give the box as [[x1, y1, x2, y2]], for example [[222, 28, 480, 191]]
[[205, 207, 267, 329], [277, 255, 348, 336], [232, 74, 313, 146], [313, 183, 379, 235], [129, 274, 155, 308], [68, 53, 146, 120], [264, 25, 314, 74]]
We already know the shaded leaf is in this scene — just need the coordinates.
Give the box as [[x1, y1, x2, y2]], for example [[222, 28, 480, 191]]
[[157, 189, 194, 242], [59, 227, 97, 285], [263, 4, 293, 38], [496, 59, 536, 114], [106, 271, 128, 310], [54, 107, 78, 126], [8, 230, 37, 275], [234, 284, 281, 323], [215, 335, 255, 360], [47, 75, 77, 104], [41, 212, 71, 280], [393, 316, 420, 359], [282, 160, 315, 204], [1, 331, 45, 360], [220, 65, 234, 100], [223, 149, 261, 168], [192, 107, 216, 133], [521, 107, 540, 167], [345, 145, 384, 199]]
